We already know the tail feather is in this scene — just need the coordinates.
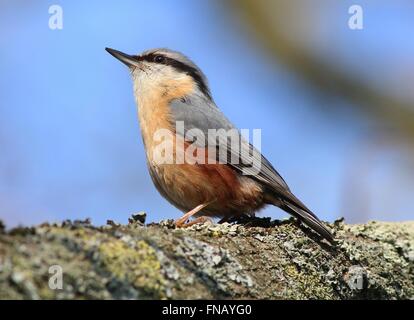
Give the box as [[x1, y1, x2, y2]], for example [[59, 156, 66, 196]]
[[281, 200, 334, 243]]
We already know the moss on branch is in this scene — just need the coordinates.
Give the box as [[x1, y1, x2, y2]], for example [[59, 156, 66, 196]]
[[0, 215, 412, 299]]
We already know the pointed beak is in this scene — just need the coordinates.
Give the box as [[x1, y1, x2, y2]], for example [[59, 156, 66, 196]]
[[105, 47, 139, 68]]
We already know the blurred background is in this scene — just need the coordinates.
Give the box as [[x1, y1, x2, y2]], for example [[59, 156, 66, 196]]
[[0, 0, 413, 228]]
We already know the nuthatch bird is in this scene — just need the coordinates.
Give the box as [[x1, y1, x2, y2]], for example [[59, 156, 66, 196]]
[[105, 47, 334, 243]]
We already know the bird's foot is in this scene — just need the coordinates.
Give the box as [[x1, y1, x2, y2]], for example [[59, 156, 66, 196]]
[[175, 202, 211, 228], [176, 216, 213, 228]]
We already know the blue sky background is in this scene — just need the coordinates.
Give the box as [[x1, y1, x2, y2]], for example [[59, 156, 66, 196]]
[[0, 1, 413, 228]]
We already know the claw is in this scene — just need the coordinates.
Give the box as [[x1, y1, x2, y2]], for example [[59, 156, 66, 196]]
[[177, 216, 213, 228], [175, 202, 211, 227]]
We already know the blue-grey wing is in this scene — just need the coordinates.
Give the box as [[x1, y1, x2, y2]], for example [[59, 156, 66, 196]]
[[169, 98, 335, 242], [169, 97, 290, 191]]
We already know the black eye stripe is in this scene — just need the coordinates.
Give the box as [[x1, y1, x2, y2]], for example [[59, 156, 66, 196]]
[[139, 53, 212, 100], [154, 55, 164, 63]]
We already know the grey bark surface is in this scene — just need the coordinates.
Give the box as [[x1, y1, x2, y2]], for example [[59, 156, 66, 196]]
[[0, 216, 413, 299]]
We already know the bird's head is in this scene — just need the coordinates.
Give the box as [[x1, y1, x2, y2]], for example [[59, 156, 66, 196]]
[[106, 47, 212, 101]]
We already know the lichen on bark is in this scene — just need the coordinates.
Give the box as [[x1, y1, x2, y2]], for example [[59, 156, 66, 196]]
[[0, 216, 412, 299]]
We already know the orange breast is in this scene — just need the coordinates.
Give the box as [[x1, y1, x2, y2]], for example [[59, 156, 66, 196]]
[[150, 137, 265, 217], [134, 76, 265, 217]]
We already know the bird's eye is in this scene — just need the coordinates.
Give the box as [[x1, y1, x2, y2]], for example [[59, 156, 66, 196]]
[[154, 55, 165, 63]]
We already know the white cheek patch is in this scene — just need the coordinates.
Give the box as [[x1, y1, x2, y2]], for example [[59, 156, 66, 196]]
[[132, 63, 194, 99]]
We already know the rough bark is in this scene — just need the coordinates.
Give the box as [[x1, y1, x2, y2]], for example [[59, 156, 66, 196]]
[[0, 215, 412, 300]]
